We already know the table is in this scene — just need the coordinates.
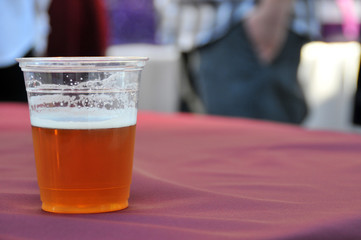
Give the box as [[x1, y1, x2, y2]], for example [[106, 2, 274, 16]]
[[1, 103, 361, 240]]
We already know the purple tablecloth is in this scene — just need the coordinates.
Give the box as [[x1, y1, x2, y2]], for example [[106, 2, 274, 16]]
[[1, 103, 361, 240]]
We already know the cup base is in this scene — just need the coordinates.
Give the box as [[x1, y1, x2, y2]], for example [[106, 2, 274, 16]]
[[41, 200, 129, 214], [38, 185, 130, 214]]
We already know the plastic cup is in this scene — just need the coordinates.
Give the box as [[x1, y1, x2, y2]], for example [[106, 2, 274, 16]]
[[17, 57, 148, 213]]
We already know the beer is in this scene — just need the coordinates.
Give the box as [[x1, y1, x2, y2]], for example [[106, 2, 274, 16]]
[[31, 114, 137, 213]]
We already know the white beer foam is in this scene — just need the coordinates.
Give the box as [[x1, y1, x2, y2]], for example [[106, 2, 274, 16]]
[[30, 107, 137, 129]]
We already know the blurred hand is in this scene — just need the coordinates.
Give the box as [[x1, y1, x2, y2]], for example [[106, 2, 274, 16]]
[[244, 0, 294, 64]]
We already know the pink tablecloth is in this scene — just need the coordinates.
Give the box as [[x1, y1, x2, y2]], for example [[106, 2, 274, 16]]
[[1, 103, 361, 240]]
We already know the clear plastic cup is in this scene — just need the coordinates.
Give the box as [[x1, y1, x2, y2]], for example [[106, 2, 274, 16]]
[[17, 57, 148, 213]]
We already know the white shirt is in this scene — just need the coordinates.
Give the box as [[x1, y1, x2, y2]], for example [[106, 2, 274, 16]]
[[0, 0, 50, 67]]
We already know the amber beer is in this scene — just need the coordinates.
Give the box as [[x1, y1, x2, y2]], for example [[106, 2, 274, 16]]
[[17, 56, 148, 213], [31, 118, 136, 213]]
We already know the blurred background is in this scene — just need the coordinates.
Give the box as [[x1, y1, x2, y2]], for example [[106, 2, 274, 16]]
[[1, 0, 361, 133]]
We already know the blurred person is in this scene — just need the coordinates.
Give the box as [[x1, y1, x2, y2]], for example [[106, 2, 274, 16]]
[[0, 0, 51, 102], [46, 0, 108, 56], [156, 0, 320, 124]]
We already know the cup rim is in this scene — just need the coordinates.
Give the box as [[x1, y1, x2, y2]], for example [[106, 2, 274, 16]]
[[16, 56, 149, 72], [16, 56, 149, 63]]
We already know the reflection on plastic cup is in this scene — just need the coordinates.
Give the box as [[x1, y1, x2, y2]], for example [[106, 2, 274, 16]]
[[17, 57, 148, 213]]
